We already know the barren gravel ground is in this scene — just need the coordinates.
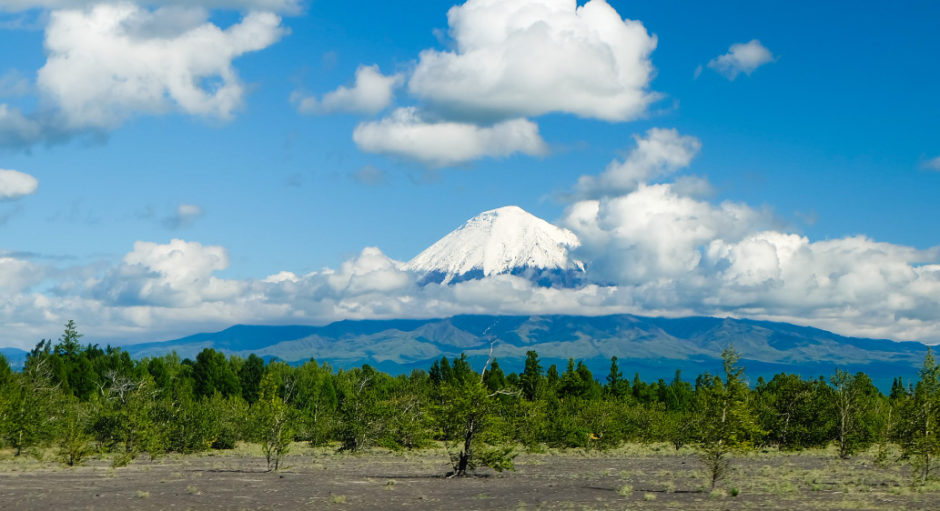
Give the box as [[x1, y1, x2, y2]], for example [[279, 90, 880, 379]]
[[0, 444, 937, 510]]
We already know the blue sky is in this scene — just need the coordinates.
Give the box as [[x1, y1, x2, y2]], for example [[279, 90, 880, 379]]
[[0, 0, 938, 348]]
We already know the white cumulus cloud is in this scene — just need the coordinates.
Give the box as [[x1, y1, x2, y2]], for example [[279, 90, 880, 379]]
[[36, 3, 286, 130], [293, 65, 403, 115], [353, 107, 547, 168], [706, 39, 775, 80], [0, 169, 39, 200], [408, 0, 658, 122], [92, 239, 243, 308], [560, 127, 940, 342], [574, 128, 701, 198]]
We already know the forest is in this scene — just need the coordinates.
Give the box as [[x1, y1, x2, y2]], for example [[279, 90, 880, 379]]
[[1, 320, 939, 488]]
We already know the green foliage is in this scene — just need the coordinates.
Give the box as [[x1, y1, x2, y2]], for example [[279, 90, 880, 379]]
[[696, 346, 761, 489], [250, 372, 295, 471], [0, 359, 65, 455], [58, 399, 94, 466], [520, 351, 543, 401], [0, 320, 922, 476], [192, 349, 241, 398], [432, 356, 517, 476], [336, 365, 393, 452], [896, 348, 940, 484], [239, 354, 265, 404], [829, 369, 880, 458]]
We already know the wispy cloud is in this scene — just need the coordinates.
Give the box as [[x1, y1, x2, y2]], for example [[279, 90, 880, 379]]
[[351, 165, 387, 186], [922, 156, 940, 171], [704, 39, 775, 80], [162, 203, 204, 230]]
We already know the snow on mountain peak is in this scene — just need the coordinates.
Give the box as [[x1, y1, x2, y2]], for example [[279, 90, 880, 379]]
[[406, 205, 584, 283]]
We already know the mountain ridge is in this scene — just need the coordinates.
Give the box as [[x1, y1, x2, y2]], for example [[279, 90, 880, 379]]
[[123, 314, 930, 392]]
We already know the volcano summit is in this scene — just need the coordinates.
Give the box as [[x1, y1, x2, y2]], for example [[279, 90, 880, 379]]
[[405, 206, 585, 286]]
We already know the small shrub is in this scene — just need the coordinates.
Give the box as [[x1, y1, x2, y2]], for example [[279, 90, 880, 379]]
[[617, 483, 633, 496]]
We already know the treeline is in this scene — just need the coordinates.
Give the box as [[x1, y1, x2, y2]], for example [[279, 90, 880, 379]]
[[1, 321, 939, 485]]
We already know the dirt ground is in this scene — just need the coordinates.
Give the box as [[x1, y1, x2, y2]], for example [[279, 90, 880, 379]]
[[0, 443, 937, 510]]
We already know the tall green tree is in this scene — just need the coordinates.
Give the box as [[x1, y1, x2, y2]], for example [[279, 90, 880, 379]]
[[830, 369, 879, 458], [520, 351, 543, 401], [192, 349, 241, 398], [433, 355, 516, 477], [897, 349, 940, 484], [696, 346, 760, 489], [250, 372, 295, 471]]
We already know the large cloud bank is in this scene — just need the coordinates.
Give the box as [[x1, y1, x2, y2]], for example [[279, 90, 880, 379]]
[[3, 129, 939, 348]]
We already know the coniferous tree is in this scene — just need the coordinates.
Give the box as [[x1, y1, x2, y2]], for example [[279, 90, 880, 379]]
[[520, 351, 543, 401]]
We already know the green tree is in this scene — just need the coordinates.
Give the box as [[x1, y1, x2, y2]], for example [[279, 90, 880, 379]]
[[605, 356, 628, 399], [830, 369, 879, 459], [0, 358, 63, 456], [239, 354, 265, 404], [695, 346, 760, 489], [433, 355, 516, 476], [250, 372, 295, 471], [520, 351, 543, 401], [192, 349, 241, 398], [57, 398, 94, 466], [897, 349, 940, 484]]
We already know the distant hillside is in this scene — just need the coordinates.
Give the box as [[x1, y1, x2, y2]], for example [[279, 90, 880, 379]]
[[0, 347, 26, 370], [124, 314, 930, 392]]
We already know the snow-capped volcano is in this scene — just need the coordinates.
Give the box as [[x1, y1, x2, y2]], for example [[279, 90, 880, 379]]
[[406, 206, 584, 285]]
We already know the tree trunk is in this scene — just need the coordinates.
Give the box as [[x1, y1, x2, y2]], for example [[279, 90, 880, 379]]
[[454, 418, 475, 477]]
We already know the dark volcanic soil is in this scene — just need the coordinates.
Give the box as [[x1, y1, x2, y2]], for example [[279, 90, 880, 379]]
[[0, 444, 936, 510]]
